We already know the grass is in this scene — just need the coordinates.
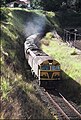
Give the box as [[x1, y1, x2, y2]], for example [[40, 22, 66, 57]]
[[41, 37, 81, 106], [1, 7, 55, 119], [1, 7, 81, 118], [41, 38, 81, 84]]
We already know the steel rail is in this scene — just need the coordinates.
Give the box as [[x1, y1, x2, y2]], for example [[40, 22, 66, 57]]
[[45, 91, 70, 120], [59, 93, 81, 119]]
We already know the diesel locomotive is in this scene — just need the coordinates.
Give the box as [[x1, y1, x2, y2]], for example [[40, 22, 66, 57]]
[[24, 33, 61, 86]]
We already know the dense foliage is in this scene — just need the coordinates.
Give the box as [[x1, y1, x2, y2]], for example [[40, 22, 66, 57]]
[[0, 0, 13, 6], [0, 0, 81, 12], [31, 0, 67, 11], [31, 0, 81, 12]]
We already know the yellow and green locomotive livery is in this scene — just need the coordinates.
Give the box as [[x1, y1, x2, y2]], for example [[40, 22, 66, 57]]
[[39, 59, 60, 81], [40, 61, 60, 80]]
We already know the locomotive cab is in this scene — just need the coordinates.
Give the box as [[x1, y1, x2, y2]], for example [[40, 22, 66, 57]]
[[38, 59, 61, 86]]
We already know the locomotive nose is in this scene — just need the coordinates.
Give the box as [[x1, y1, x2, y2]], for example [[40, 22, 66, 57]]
[[48, 72, 52, 78]]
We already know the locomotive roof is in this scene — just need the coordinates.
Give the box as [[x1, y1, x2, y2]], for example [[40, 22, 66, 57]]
[[33, 56, 60, 66], [32, 49, 48, 56]]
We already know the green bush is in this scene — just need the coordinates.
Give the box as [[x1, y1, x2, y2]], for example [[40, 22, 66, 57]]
[[70, 48, 78, 55], [45, 32, 53, 39], [1, 78, 11, 99]]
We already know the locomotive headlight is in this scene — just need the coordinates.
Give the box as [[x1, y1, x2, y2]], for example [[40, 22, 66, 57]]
[[49, 63, 52, 65]]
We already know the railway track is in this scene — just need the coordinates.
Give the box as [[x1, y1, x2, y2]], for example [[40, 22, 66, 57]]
[[33, 80, 81, 119], [45, 89, 81, 120]]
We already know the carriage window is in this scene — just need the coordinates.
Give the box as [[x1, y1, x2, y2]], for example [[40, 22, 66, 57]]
[[41, 65, 50, 70], [51, 65, 60, 70]]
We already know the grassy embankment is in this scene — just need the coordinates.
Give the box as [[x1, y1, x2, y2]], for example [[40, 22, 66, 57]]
[[41, 10, 81, 106], [1, 7, 81, 119], [42, 37, 81, 83], [41, 10, 81, 84], [41, 34, 81, 106], [1, 8, 56, 119]]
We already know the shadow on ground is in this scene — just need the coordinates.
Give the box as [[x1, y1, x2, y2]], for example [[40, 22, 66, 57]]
[[56, 71, 81, 106], [1, 86, 52, 119], [1, 33, 53, 119], [15, 35, 81, 106], [2, 33, 81, 119]]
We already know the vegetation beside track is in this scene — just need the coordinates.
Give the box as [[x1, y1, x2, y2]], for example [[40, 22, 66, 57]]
[[41, 36, 81, 106], [42, 37, 81, 83], [1, 8, 55, 119], [1, 7, 81, 118]]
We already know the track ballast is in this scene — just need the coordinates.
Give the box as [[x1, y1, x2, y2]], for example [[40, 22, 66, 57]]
[[45, 89, 81, 120]]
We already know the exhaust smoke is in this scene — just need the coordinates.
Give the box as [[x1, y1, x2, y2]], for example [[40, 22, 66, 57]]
[[24, 15, 46, 37], [24, 12, 52, 52]]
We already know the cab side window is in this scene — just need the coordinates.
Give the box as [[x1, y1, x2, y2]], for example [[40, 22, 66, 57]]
[[51, 65, 60, 70], [56, 65, 60, 70]]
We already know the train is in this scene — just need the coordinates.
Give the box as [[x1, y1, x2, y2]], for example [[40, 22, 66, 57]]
[[24, 33, 61, 86]]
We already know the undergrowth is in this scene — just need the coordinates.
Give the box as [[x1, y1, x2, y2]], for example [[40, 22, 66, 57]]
[[1, 7, 81, 118], [42, 37, 81, 106], [42, 38, 81, 84], [1, 7, 55, 119]]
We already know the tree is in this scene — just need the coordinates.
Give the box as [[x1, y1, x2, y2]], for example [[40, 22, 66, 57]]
[[40, 0, 63, 11], [0, 0, 6, 6], [67, 0, 81, 11], [0, 0, 15, 6], [30, 0, 42, 9], [31, 0, 67, 11]]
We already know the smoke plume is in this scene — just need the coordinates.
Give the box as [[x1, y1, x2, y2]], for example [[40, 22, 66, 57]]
[[24, 15, 49, 37]]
